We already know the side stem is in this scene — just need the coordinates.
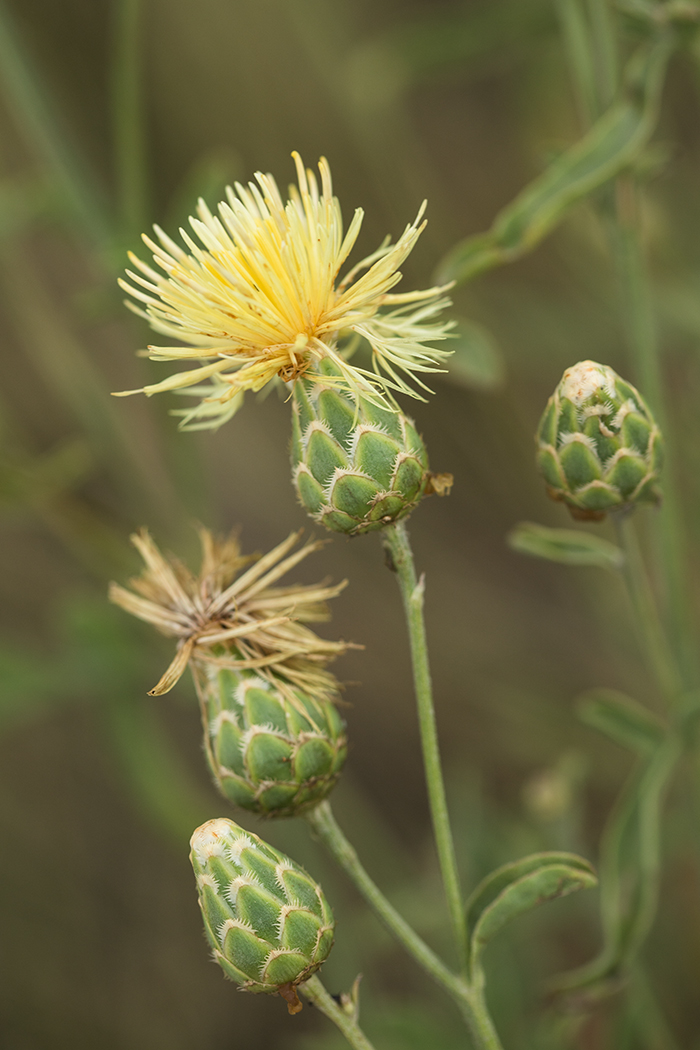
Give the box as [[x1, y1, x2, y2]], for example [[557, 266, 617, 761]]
[[382, 521, 467, 971], [305, 801, 463, 1000], [300, 974, 377, 1050], [305, 801, 504, 1050]]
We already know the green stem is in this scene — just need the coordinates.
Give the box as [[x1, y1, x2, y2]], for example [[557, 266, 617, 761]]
[[382, 522, 467, 972], [305, 802, 504, 1050], [586, 0, 618, 112], [555, 0, 598, 123], [305, 801, 462, 999], [606, 180, 697, 691], [614, 512, 683, 706], [458, 984, 505, 1050], [300, 975, 377, 1050]]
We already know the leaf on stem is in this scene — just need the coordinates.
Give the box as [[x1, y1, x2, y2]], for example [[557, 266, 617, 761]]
[[465, 852, 597, 978], [577, 688, 666, 753], [508, 522, 623, 569], [437, 35, 673, 285]]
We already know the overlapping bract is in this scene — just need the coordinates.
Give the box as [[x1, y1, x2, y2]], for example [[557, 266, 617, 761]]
[[291, 359, 437, 536], [537, 361, 663, 520], [190, 818, 334, 1010], [117, 152, 453, 429], [195, 663, 347, 818]]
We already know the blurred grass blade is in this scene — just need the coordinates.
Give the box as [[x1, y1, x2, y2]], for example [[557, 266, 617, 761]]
[[553, 735, 680, 994], [437, 34, 673, 286], [0, 0, 111, 244], [111, 0, 149, 242], [465, 852, 597, 978], [443, 318, 505, 391], [578, 689, 666, 754], [103, 696, 211, 846], [508, 522, 624, 569]]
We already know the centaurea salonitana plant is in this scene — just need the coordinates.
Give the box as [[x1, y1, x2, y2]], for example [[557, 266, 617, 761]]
[[115, 152, 453, 429], [113, 153, 601, 1050]]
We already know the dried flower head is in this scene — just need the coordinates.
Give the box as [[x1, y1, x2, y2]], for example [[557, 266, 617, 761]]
[[115, 152, 453, 429], [109, 528, 350, 698]]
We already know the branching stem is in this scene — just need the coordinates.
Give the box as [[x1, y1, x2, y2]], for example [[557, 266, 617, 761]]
[[300, 974, 377, 1050], [305, 801, 504, 1050]]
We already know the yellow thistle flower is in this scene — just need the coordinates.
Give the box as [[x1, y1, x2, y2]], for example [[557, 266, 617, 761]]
[[115, 152, 453, 429], [109, 528, 351, 698]]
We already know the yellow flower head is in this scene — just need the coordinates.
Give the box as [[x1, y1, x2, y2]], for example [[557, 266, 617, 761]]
[[109, 527, 351, 698], [116, 152, 453, 429]]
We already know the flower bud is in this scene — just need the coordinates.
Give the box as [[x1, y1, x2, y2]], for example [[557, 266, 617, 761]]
[[190, 817, 335, 1011], [291, 360, 445, 536], [537, 361, 663, 520], [193, 663, 347, 818]]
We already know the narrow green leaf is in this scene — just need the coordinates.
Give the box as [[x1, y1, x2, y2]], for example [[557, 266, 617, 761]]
[[552, 736, 679, 994], [437, 35, 673, 286], [465, 852, 597, 975], [578, 689, 666, 753], [443, 318, 505, 391], [508, 521, 623, 569]]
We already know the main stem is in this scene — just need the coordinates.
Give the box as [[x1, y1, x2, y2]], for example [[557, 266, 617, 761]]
[[382, 522, 467, 971], [608, 180, 697, 693], [614, 512, 682, 707], [301, 974, 377, 1050]]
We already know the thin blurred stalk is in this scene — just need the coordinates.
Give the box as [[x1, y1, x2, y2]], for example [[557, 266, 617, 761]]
[[0, 0, 111, 246], [627, 966, 683, 1050], [103, 693, 211, 845], [111, 0, 149, 241], [614, 512, 682, 706], [0, 243, 182, 529], [607, 182, 697, 688], [586, 0, 618, 112], [555, 0, 598, 122]]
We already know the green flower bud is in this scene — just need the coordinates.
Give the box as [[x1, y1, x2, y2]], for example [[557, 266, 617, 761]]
[[193, 663, 347, 818], [291, 360, 449, 536], [190, 817, 334, 1011], [536, 361, 663, 520]]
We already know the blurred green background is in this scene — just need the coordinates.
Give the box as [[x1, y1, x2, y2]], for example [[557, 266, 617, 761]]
[[2, 0, 700, 1047]]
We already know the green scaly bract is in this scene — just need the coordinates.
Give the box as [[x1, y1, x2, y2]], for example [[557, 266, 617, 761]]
[[536, 360, 663, 520], [194, 663, 347, 818], [190, 817, 334, 993], [291, 359, 430, 535]]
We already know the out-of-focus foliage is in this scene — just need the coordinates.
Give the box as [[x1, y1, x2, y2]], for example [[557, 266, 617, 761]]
[[1, 0, 700, 1048]]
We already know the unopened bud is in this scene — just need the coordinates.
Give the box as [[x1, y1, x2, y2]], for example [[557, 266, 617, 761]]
[[537, 361, 663, 520], [190, 817, 334, 1011]]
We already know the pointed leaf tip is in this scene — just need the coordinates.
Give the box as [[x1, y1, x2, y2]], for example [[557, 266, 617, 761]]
[[508, 522, 623, 569], [465, 852, 597, 977]]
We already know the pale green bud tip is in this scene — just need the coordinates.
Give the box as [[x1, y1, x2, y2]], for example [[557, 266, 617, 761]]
[[291, 359, 451, 537], [190, 817, 334, 1011], [195, 664, 347, 818], [537, 360, 663, 521]]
